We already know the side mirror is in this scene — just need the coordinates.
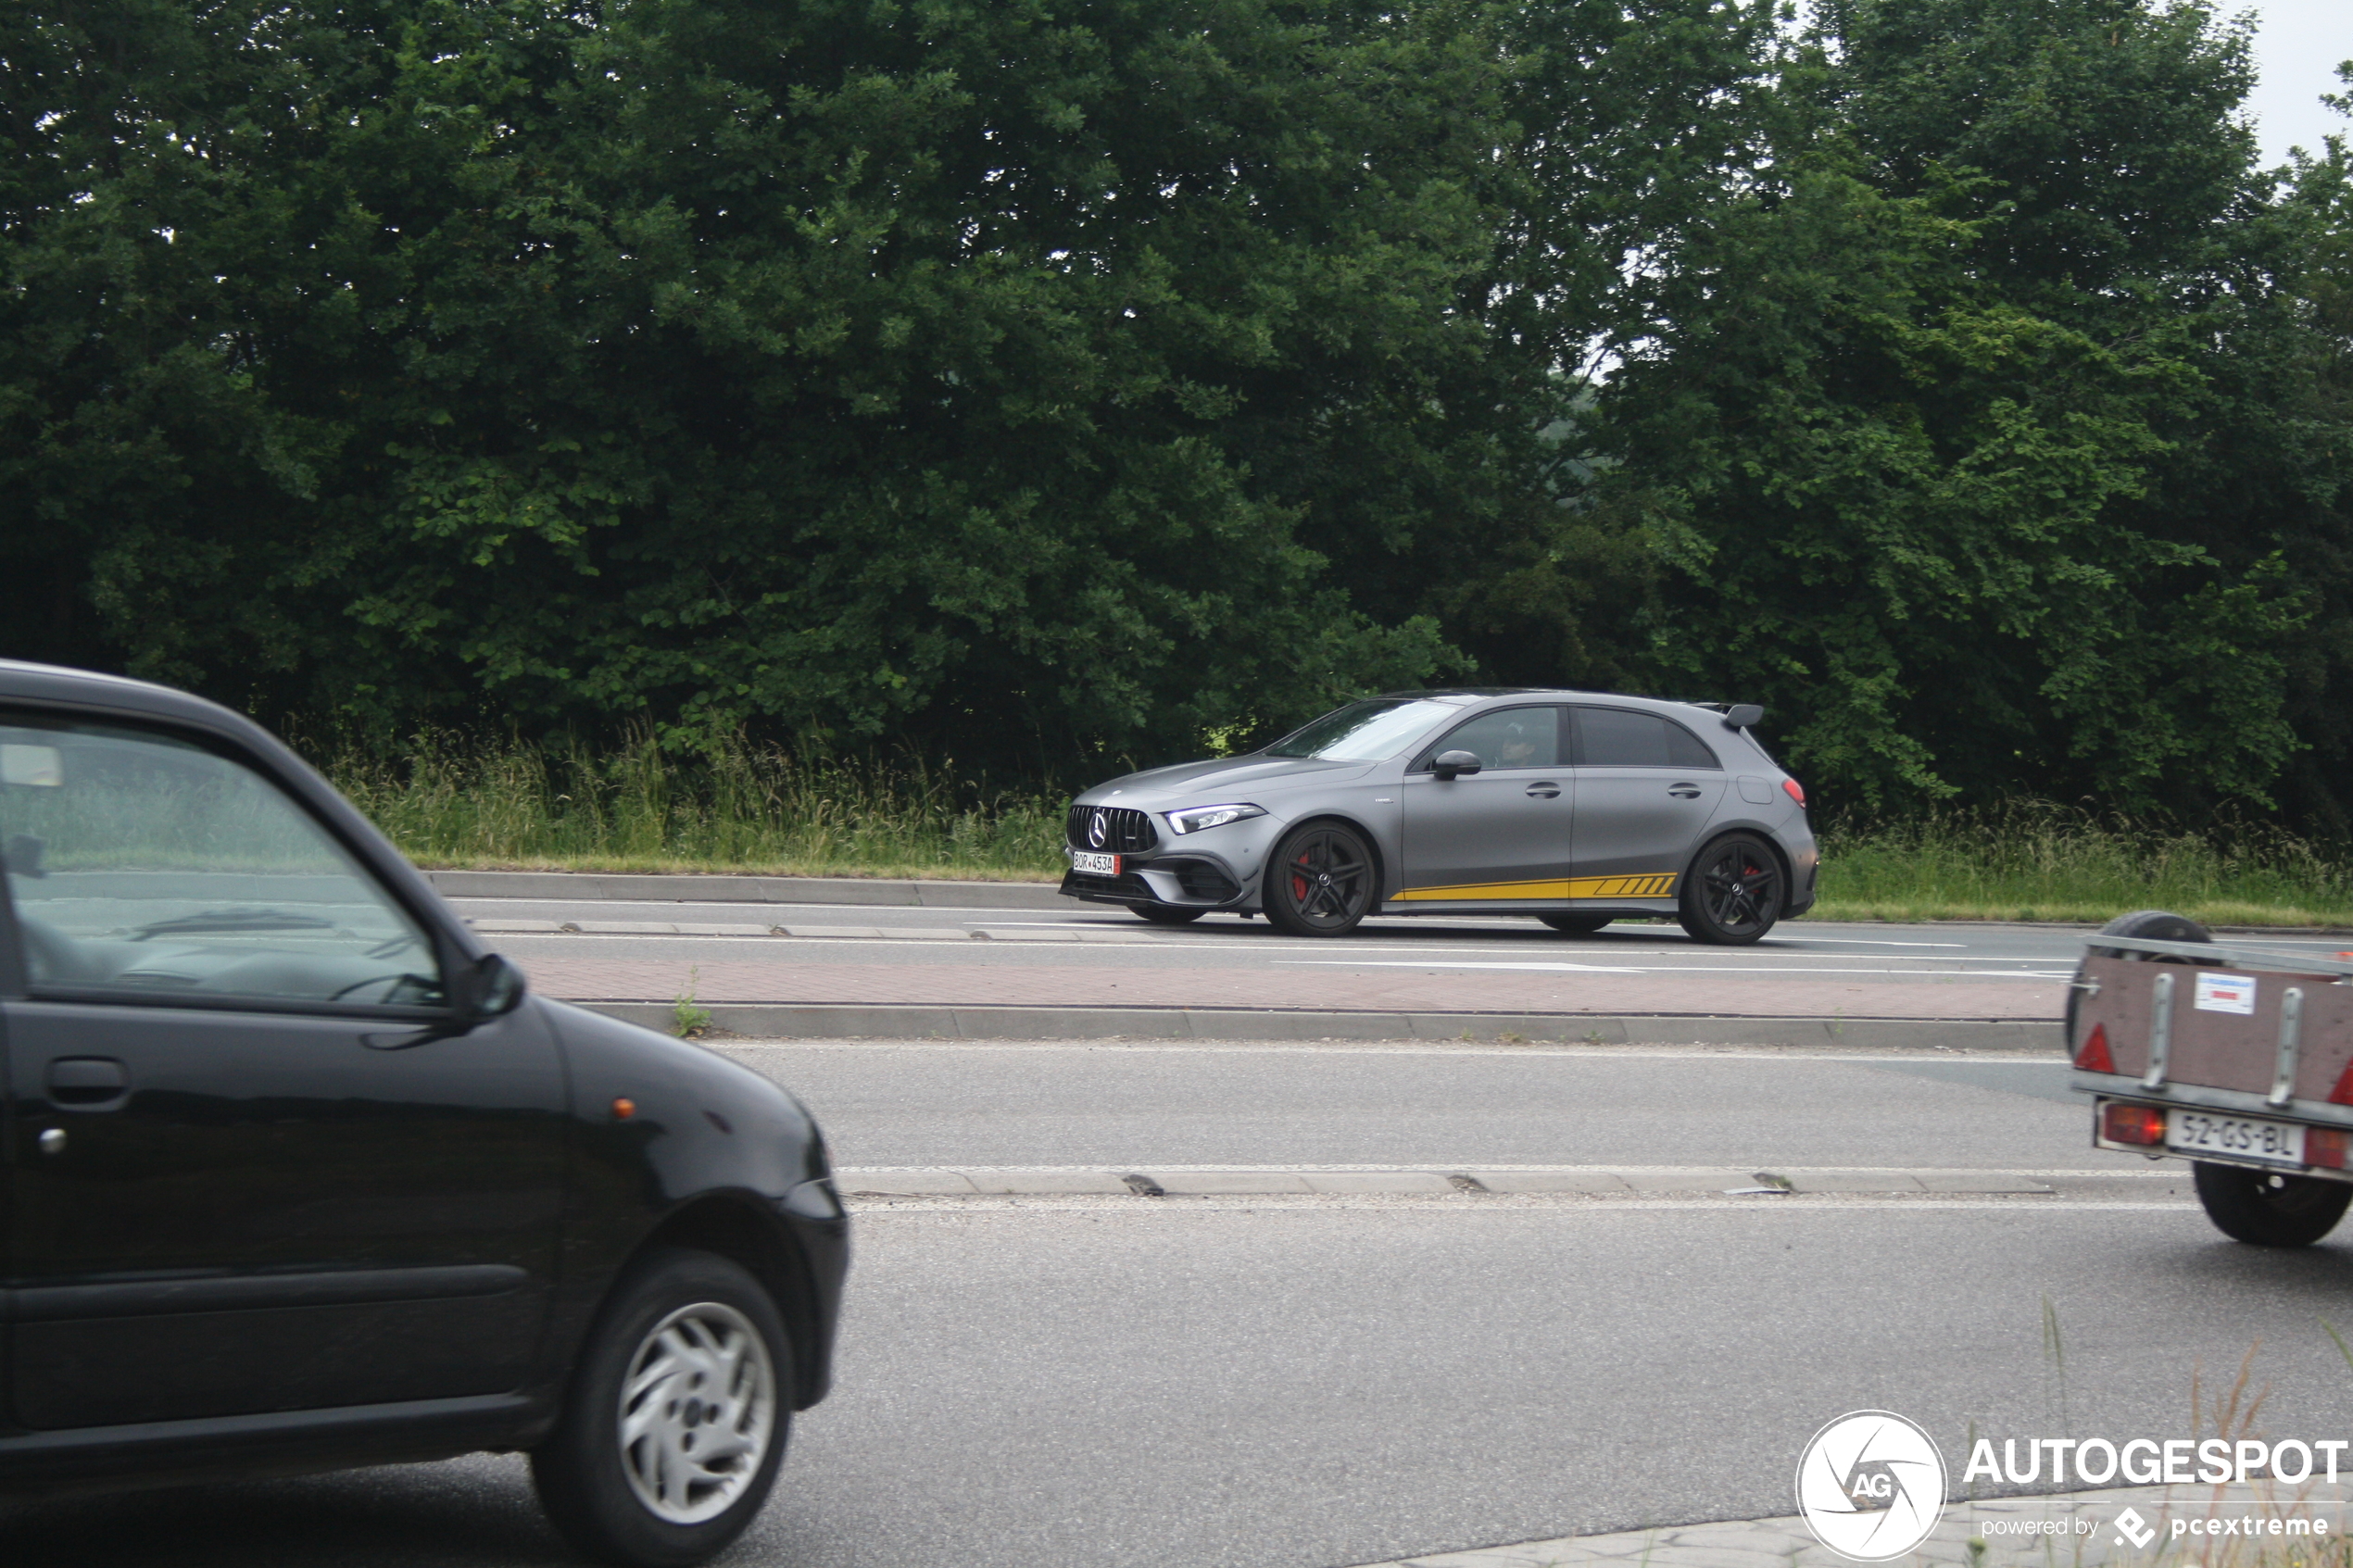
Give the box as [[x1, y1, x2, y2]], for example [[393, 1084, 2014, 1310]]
[[1433, 749, 1483, 781], [1723, 704, 1765, 730], [456, 951, 529, 1022]]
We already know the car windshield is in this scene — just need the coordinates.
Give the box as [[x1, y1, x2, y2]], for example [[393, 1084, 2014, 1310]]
[[1265, 699, 1462, 761]]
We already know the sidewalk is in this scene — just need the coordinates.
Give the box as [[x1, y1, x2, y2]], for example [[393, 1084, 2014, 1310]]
[[1347, 1481, 2347, 1568]]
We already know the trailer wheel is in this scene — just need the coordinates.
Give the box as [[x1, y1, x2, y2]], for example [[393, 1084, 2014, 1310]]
[[2192, 1162, 2353, 1248]]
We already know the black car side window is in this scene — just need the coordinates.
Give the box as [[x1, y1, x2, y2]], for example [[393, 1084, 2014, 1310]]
[[1574, 708, 1723, 770], [1414, 707, 1563, 771], [0, 718, 446, 1009]]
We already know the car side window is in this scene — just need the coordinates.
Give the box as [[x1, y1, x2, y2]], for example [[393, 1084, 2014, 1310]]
[[0, 718, 445, 1009], [1415, 707, 1562, 771], [1574, 708, 1722, 770]]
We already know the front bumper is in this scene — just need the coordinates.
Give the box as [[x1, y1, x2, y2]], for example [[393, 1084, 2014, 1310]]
[[1061, 853, 1250, 909]]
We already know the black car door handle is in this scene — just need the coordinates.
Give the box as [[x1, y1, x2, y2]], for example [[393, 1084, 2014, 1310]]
[[1525, 783, 1561, 798], [1667, 784, 1703, 798], [47, 1057, 130, 1107]]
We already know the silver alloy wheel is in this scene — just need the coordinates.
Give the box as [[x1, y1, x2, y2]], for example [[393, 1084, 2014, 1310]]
[[617, 1299, 777, 1525]]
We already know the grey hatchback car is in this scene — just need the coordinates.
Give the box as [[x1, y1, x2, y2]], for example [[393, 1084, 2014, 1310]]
[[1061, 689, 1817, 944]]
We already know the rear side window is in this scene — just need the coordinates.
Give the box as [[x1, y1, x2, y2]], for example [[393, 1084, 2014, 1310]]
[[1574, 708, 1721, 769], [1416, 707, 1563, 771], [0, 718, 445, 1009]]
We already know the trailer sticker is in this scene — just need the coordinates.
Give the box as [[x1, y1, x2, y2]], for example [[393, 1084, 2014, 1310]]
[[2194, 972, 2258, 1014]]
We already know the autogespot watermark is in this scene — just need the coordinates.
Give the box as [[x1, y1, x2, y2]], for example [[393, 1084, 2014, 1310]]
[[1798, 1415, 2346, 1562], [1797, 1411, 1950, 1561]]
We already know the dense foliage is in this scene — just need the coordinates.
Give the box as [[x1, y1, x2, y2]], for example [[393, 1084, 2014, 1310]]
[[4, 0, 2349, 827]]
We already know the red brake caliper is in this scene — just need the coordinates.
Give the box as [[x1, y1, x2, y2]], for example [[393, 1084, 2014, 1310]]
[[1292, 849, 1314, 905]]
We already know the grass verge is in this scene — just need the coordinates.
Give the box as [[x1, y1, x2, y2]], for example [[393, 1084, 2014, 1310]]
[[326, 741, 2353, 924]]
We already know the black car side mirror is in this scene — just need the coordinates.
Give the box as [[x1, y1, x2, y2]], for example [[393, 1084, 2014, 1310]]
[[1433, 750, 1483, 781], [1723, 704, 1765, 730], [455, 951, 529, 1022]]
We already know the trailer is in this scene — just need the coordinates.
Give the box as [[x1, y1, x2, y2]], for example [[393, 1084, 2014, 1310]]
[[2069, 911, 2353, 1247]]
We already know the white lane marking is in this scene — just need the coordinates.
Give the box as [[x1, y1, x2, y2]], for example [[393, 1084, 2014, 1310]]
[[1277, 960, 2073, 978], [500, 930, 2073, 965]]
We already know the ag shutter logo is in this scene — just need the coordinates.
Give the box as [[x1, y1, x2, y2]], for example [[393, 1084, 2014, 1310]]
[[1795, 1411, 1948, 1561]]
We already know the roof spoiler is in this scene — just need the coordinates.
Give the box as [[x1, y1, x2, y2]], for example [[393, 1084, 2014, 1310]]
[[1723, 704, 1764, 729]]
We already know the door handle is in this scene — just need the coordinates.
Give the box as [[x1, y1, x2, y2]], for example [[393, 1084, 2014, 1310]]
[[1667, 784, 1703, 798], [47, 1057, 130, 1108], [1525, 783, 1561, 798]]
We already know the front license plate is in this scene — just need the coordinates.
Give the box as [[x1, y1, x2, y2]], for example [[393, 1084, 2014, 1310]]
[[1070, 850, 1120, 875], [2167, 1109, 2307, 1165]]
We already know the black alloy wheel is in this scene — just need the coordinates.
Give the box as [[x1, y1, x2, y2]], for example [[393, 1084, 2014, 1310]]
[[1537, 914, 1612, 935], [1130, 904, 1208, 925], [2192, 1162, 2353, 1248], [1678, 834, 1783, 946], [1264, 822, 1377, 936]]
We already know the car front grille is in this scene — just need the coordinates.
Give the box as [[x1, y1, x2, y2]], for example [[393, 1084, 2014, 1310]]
[[1067, 803, 1159, 853]]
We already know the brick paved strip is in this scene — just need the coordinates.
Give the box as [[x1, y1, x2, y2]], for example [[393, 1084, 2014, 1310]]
[[519, 956, 2058, 1021], [1344, 1481, 2349, 1568], [578, 1001, 2063, 1050]]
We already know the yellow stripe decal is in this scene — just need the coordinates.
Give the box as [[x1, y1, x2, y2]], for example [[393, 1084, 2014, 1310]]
[[1392, 873, 1679, 902]]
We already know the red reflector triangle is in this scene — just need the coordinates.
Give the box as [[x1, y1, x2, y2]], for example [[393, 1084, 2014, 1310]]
[[2332, 1060, 2353, 1107], [2074, 1022, 2115, 1074]]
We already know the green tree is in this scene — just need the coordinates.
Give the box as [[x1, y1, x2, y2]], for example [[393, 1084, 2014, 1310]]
[[1590, 0, 2353, 818]]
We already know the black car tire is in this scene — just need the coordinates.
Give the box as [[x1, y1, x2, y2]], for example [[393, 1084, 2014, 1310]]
[[1537, 913, 1612, 935], [2192, 1162, 2353, 1248], [1130, 904, 1208, 925], [1678, 834, 1784, 946], [2071, 909, 2212, 1048], [1264, 822, 1378, 936], [533, 1248, 794, 1568]]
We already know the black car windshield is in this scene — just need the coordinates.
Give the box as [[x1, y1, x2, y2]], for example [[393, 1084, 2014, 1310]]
[[1265, 699, 1464, 761]]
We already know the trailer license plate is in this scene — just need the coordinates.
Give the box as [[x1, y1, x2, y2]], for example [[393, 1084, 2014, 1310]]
[[1071, 850, 1120, 875], [2167, 1110, 2306, 1165]]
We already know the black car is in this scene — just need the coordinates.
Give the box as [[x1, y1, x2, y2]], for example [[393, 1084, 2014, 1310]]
[[0, 661, 846, 1566]]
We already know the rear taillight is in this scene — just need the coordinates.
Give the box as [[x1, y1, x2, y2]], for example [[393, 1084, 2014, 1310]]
[[1782, 778, 1806, 808], [2073, 1022, 2116, 1074], [2310, 1129, 2352, 1170], [2101, 1102, 2166, 1147]]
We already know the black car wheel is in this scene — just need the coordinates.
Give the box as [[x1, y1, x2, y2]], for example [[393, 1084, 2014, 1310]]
[[2193, 1162, 2353, 1248], [1537, 913, 1612, 935], [1678, 834, 1783, 945], [533, 1248, 792, 1568], [1264, 822, 1377, 936], [1130, 904, 1208, 925]]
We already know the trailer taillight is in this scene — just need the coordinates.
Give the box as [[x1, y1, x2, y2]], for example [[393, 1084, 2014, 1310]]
[[2310, 1129, 2352, 1171], [2101, 1102, 2166, 1147], [2073, 1022, 2115, 1074]]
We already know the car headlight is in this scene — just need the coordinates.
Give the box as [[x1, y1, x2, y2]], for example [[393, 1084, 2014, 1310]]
[[1165, 803, 1266, 834]]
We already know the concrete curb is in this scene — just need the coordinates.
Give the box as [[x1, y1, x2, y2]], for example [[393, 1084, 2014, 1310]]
[[832, 1164, 2071, 1197], [574, 1001, 2062, 1051], [1344, 1479, 2338, 1567], [426, 869, 1064, 908]]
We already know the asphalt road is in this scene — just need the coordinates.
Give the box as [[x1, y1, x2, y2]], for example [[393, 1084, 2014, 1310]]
[[17, 1038, 2353, 1568], [447, 897, 2353, 1022]]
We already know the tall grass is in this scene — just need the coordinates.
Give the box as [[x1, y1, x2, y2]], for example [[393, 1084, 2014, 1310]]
[[322, 738, 2353, 921], [326, 732, 1066, 880], [1815, 802, 2353, 926]]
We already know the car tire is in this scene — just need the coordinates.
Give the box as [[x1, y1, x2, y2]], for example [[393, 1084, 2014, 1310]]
[[2192, 1162, 2353, 1248], [1130, 904, 1208, 925], [532, 1248, 793, 1568], [2069, 909, 2213, 1050], [1263, 822, 1378, 936], [1677, 834, 1784, 945], [1537, 914, 1612, 935]]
